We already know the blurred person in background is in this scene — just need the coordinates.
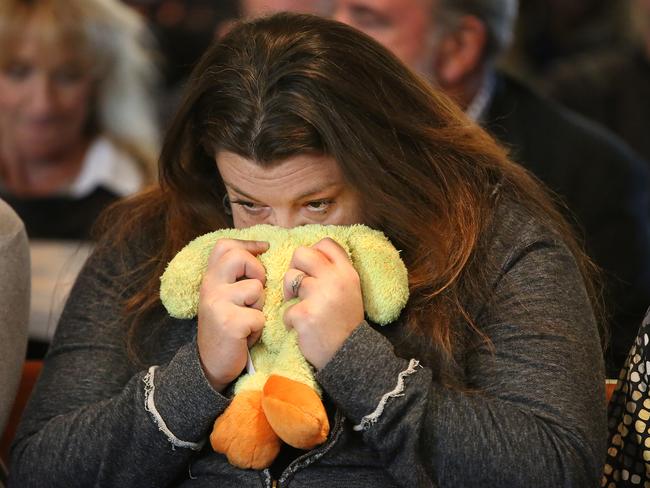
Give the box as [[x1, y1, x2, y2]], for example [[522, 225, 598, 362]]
[[333, 0, 650, 376], [211, 0, 332, 35], [238, 0, 332, 17], [0, 0, 159, 239], [123, 0, 239, 128], [507, 0, 629, 79], [212, 0, 332, 43], [601, 304, 650, 484], [545, 0, 650, 165], [0, 0, 160, 357]]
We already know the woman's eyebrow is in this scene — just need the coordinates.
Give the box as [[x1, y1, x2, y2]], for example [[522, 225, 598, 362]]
[[225, 183, 260, 201], [294, 182, 340, 200]]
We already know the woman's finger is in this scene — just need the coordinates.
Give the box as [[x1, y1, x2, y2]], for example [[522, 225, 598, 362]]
[[283, 301, 311, 332], [228, 278, 265, 310], [213, 304, 265, 341], [247, 329, 263, 348], [311, 238, 352, 267], [208, 244, 268, 284], [207, 238, 268, 268], [282, 268, 315, 300], [233, 307, 265, 349], [289, 245, 330, 277]]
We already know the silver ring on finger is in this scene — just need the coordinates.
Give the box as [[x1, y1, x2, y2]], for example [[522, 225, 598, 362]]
[[291, 272, 306, 297]]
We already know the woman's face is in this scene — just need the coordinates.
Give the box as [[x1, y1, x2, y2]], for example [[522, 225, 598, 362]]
[[0, 31, 94, 161], [216, 151, 364, 229]]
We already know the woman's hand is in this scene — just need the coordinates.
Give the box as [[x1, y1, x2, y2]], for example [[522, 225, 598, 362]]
[[197, 238, 269, 392], [283, 238, 364, 370]]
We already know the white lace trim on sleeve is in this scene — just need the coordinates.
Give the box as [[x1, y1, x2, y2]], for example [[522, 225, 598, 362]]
[[143, 365, 204, 451], [353, 358, 422, 432]]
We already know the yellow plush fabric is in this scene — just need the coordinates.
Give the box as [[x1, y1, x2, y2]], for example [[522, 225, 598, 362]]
[[160, 224, 409, 468]]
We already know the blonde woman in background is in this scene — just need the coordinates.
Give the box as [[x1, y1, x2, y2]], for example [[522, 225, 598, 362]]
[[0, 0, 159, 240], [0, 0, 160, 357]]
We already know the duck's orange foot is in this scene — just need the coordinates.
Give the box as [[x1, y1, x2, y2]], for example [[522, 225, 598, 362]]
[[262, 375, 329, 450], [210, 389, 281, 469]]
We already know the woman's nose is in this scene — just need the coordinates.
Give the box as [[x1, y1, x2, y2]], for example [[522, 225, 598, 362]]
[[27, 75, 56, 116], [269, 210, 305, 229]]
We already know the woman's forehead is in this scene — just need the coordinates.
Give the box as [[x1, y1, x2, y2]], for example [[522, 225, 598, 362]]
[[216, 151, 346, 193]]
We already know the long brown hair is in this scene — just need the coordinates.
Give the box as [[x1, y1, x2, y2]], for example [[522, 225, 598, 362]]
[[98, 12, 601, 375]]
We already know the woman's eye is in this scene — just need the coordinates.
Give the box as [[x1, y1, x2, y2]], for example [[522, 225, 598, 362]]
[[305, 200, 332, 213], [232, 200, 266, 214], [3, 62, 32, 81]]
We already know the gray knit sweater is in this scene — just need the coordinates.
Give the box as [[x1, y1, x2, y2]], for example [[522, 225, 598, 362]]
[[9, 198, 607, 487]]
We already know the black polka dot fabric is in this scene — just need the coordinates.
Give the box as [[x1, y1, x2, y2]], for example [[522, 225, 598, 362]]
[[603, 307, 650, 487]]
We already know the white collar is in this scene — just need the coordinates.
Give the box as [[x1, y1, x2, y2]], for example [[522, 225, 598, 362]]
[[67, 137, 143, 198], [465, 72, 496, 122]]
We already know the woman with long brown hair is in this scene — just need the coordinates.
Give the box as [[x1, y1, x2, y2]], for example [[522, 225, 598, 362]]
[[10, 13, 606, 487]]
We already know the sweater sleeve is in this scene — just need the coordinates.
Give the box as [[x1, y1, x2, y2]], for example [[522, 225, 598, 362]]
[[9, 240, 230, 488], [0, 199, 29, 435], [316, 235, 607, 487]]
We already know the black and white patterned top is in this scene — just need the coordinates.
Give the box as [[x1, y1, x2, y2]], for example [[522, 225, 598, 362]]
[[603, 307, 650, 486]]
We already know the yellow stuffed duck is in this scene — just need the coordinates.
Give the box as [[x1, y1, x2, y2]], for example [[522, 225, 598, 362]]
[[160, 224, 409, 469]]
